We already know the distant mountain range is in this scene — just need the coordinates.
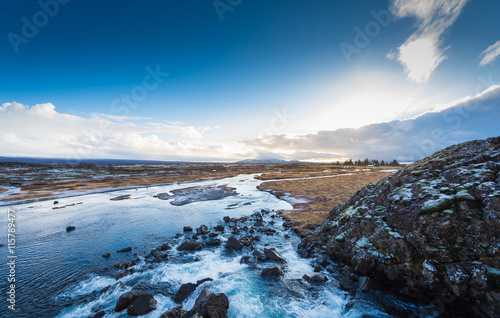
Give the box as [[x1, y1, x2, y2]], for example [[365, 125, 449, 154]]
[[235, 159, 301, 164], [0, 157, 218, 165]]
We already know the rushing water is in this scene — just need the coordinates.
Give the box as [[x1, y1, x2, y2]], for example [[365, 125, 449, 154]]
[[0, 174, 436, 317]]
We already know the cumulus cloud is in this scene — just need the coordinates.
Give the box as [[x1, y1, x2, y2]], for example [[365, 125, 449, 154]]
[[390, 0, 469, 83], [241, 85, 500, 162], [479, 40, 500, 66], [0, 102, 253, 161]]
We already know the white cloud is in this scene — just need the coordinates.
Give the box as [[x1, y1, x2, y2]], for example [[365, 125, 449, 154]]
[[390, 0, 469, 83], [479, 40, 500, 66], [0, 102, 253, 161], [241, 85, 500, 162]]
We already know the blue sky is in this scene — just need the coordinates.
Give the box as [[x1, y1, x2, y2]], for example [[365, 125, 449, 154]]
[[0, 0, 499, 161]]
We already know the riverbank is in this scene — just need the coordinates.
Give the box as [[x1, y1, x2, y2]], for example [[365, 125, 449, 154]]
[[258, 171, 394, 236]]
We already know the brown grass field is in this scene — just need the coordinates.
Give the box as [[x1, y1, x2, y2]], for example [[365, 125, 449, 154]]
[[258, 171, 393, 236]]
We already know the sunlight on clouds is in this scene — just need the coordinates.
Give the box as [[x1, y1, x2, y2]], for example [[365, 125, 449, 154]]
[[306, 75, 434, 131], [398, 36, 445, 83], [390, 0, 469, 83]]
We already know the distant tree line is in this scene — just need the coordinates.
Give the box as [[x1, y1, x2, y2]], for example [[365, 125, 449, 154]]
[[335, 159, 400, 166]]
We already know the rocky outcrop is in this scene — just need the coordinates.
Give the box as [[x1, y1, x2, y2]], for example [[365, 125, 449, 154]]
[[190, 289, 229, 318], [306, 137, 500, 317]]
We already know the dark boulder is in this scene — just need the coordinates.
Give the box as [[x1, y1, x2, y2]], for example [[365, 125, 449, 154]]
[[102, 252, 111, 258], [190, 289, 229, 318], [183, 226, 193, 232], [160, 305, 187, 318], [92, 311, 105, 318], [127, 294, 157, 316], [117, 247, 132, 253], [115, 290, 149, 312], [66, 226, 76, 232], [225, 236, 243, 250], [214, 225, 225, 232], [178, 241, 205, 251], [196, 225, 210, 235], [160, 243, 172, 251], [206, 239, 222, 246], [174, 283, 197, 304], [264, 248, 286, 263], [261, 266, 285, 277]]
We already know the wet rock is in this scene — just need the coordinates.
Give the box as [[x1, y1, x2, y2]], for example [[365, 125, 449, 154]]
[[178, 241, 205, 251], [183, 226, 193, 232], [53, 200, 59, 205], [157, 193, 171, 200], [127, 294, 157, 316], [115, 290, 149, 312], [160, 305, 187, 318], [206, 239, 222, 246], [160, 243, 172, 251], [214, 225, 225, 232], [100, 281, 124, 294], [339, 277, 355, 291], [357, 276, 372, 292], [264, 248, 286, 263], [196, 278, 213, 285], [225, 236, 243, 250], [209, 233, 218, 238], [261, 266, 285, 277], [92, 311, 105, 318], [314, 265, 322, 272], [115, 268, 134, 280], [196, 225, 210, 235], [114, 261, 125, 268], [102, 252, 111, 258], [66, 226, 76, 232], [174, 283, 197, 304], [302, 273, 327, 283], [117, 247, 132, 253], [252, 250, 267, 261], [190, 289, 229, 318], [110, 194, 131, 201]]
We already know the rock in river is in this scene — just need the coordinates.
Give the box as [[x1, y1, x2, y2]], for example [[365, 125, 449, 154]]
[[190, 289, 229, 318], [225, 236, 243, 250]]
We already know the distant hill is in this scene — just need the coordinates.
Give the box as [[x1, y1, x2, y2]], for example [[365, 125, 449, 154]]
[[0, 157, 218, 165], [235, 159, 301, 164]]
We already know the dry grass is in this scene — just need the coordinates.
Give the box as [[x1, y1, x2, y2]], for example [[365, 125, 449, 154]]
[[258, 171, 393, 235]]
